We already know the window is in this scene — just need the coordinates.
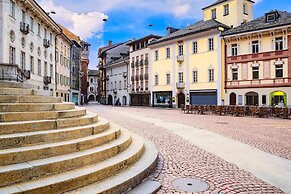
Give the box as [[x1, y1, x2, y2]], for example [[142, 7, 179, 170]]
[[208, 38, 214, 51], [38, 59, 41, 76], [50, 33, 53, 44], [155, 50, 159, 61], [30, 17, 34, 32], [262, 95, 267, 105], [211, 9, 216, 19], [193, 41, 198, 54], [44, 62, 48, 76], [124, 80, 127, 89], [114, 81, 117, 89], [209, 69, 214, 82], [243, 3, 248, 15], [119, 81, 122, 90], [166, 73, 170, 85], [37, 23, 41, 36], [155, 74, 159, 85], [224, 4, 229, 16], [275, 64, 283, 78], [56, 73, 59, 84], [275, 37, 283, 51], [178, 45, 184, 56], [232, 68, 238, 80], [111, 82, 113, 90], [266, 14, 276, 22], [252, 66, 259, 79], [44, 28, 47, 39], [22, 10, 26, 22], [238, 95, 243, 105], [90, 78, 93, 83], [30, 56, 34, 73], [166, 48, 171, 59], [252, 40, 259, 54], [9, 46, 15, 64], [231, 44, 238, 56], [193, 71, 198, 83], [50, 64, 53, 78], [10, 0, 15, 17], [178, 72, 183, 83], [21, 51, 25, 70]]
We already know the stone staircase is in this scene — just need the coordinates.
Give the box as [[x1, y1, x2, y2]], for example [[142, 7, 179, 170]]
[[0, 82, 159, 194]]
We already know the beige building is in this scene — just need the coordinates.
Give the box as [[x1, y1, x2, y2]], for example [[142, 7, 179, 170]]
[[55, 33, 72, 102], [0, 0, 61, 94]]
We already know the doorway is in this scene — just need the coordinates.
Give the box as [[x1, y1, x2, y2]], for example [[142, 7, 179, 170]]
[[177, 93, 185, 108]]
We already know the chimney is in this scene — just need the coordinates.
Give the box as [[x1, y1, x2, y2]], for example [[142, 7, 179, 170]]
[[108, 40, 112, 46]]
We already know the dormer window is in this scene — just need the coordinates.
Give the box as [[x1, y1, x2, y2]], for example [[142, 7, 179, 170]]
[[265, 11, 279, 23], [212, 9, 216, 19]]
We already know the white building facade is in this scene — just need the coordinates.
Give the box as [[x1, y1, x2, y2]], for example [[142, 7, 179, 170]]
[[87, 69, 99, 102], [0, 0, 61, 94], [55, 33, 71, 102]]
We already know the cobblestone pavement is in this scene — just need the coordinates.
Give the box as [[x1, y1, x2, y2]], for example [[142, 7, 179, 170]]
[[85, 104, 286, 194]]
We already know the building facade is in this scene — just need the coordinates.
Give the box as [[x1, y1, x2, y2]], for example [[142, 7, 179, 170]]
[[222, 10, 291, 107], [0, 0, 61, 94], [55, 33, 71, 102], [128, 35, 161, 106], [104, 42, 130, 106], [87, 69, 99, 102], [81, 41, 91, 104], [147, 0, 254, 108], [60, 25, 82, 105]]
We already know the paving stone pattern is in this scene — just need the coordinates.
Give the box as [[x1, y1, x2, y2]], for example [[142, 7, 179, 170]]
[[86, 105, 284, 194]]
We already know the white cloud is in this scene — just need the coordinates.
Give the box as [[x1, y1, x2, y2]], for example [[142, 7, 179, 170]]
[[38, 0, 107, 40]]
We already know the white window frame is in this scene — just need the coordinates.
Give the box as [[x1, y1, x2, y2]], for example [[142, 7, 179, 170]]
[[178, 72, 184, 83], [208, 69, 214, 82], [193, 41, 198, 54], [155, 50, 159, 61], [224, 4, 229, 16], [155, 74, 159, 85], [166, 73, 170, 85], [178, 45, 184, 56], [166, 47, 171, 59], [252, 40, 259, 54], [231, 44, 238, 56], [208, 38, 214, 51], [193, 70, 198, 83]]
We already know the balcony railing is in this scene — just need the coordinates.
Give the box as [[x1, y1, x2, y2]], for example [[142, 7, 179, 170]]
[[226, 77, 291, 89], [177, 55, 184, 63], [176, 82, 185, 89], [43, 76, 52, 85], [140, 60, 144, 66], [20, 22, 29, 35], [43, 39, 50, 48], [144, 59, 149, 66]]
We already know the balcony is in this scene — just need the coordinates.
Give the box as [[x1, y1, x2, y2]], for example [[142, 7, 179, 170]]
[[144, 59, 148, 66], [176, 82, 185, 89], [43, 39, 51, 48], [140, 74, 143, 80], [131, 62, 135, 68], [123, 72, 127, 78], [140, 60, 144, 66], [144, 74, 149, 80], [20, 22, 29, 35], [135, 61, 139, 67], [43, 76, 52, 85], [177, 55, 184, 63]]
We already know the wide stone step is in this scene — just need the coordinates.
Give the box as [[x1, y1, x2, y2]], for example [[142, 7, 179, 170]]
[[67, 139, 159, 194], [0, 134, 144, 194], [0, 118, 110, 150], [0, 108, 86, 122], [0, 127, 121, 165], [0, 103, 75, 112], [0, 81, 39, 89], [0, 95, 62, 103], [0, 112, 98, 135], [0, 130, 132, 187], [0, 88, 51, 96]]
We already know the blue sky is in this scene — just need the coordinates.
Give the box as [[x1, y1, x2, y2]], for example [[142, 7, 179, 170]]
[[38, 0, 291, 69]]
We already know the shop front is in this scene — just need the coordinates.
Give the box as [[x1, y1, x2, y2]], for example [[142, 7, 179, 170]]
[[152, 91, 172, 108], [130, 93, 150, 106], [190, 90, 217, 105]]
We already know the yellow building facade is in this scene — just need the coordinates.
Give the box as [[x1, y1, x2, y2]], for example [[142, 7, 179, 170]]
[[148, 0, 254, 108]]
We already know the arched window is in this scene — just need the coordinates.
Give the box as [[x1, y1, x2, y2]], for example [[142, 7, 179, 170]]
[[245, 92, 259, 106]]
